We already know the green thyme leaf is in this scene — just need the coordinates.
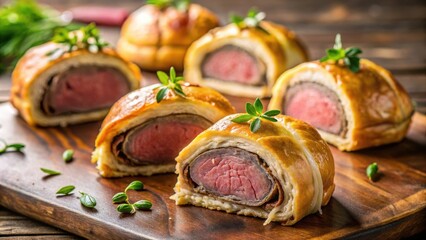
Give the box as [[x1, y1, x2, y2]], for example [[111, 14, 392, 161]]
[[125, 181, 144, 192], [79, 192, 96, 208], [231, 114, 253, 123], [366, 162, 379, 181], [146, 0, 191, 11], [117, 203, 135, 214], [245, 103, 257, 116], [320, 33, 362, 73], [133, 200, 152, 210], [62, 149, 74, 163], [155, 67, 186, 103], [40, 168, 61, 176], [112, 192, 128, 204], [156, 87, 169, 103], [157, 71, 169, 85], [232, 98, 281, 133], [261, 116, 278, 122], [0, 140, 25, 154], [230, 8, 266, 29], [56, 185, 75, 195], [263, 110, 280, 117], [254, 98, 263, 113], [250, 118, 261, 133]]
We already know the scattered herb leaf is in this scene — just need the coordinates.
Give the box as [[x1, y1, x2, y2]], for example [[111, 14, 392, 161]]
[[56, 185, 75, 195], [47, 23, 109, 60], [155, 67, 185, 103], [112, 181, 152, 214], [117, 203, 135, 214], [40, 168, 61, 176], [133, 200, 153, 210], [62, 149, 74, 163], [125, 181, 144, 192], [79, 191, 96, 208], [320, 33, 362, 73], [146, 0, 190, 11], [230, 8, 266, 29], [112, 192, 128, 204], [366, 162, 379, 182], [0, 139, 25, 154], [232, 98, 280, 133]]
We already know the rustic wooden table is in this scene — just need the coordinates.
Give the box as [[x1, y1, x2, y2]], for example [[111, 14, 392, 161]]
[[0, 0, 425, 239]]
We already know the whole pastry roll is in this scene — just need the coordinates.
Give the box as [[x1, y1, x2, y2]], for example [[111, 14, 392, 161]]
[[173, 100, 334, 225], [92, 68, 235, 177], [117, 1, 219, 71], [184, 9, 307, 98], [11, 24, 141, 127], [269, 35, 414, 151]]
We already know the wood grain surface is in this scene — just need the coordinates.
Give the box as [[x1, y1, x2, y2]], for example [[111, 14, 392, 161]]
[[0, 90, 425, 239]]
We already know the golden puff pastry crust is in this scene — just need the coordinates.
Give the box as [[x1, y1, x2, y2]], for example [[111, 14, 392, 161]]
[[117, 4, 219, 71], [184, 21, 308, 98], [172, 114, 334, 225], [92, 84, 235, 177], [10, 42, 141, 127], [269, 59, 414, 151]]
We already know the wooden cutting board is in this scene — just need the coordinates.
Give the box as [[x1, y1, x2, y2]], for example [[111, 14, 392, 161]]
[[0, 100, 425, 239]]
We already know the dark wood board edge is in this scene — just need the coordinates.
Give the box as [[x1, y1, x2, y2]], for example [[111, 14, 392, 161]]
[[342, 209, 426, 240], [0, 184, 153, 240]]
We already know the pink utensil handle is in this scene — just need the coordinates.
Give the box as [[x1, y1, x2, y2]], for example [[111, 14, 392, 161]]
[[69, 6, 130, 26]]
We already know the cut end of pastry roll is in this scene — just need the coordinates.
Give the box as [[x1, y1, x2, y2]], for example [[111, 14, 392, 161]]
[[117, 4, 219, 71], [173, 114, 335, 225], [184, 21, 308, 98], [269, 60, 414, 151], [10, 42, 141, 127], [92, 83, 235, 177]]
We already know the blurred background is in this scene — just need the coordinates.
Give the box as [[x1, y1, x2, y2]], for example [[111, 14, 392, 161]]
[[0, 0, 425, 110]]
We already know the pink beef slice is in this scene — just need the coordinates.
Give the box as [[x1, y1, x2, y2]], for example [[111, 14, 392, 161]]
[[189, 147, 276, 206], [113, 114, 212, 165], [42, 65, 130, 115], [284, 82, 346, 135], [201, 45, 266, 85]]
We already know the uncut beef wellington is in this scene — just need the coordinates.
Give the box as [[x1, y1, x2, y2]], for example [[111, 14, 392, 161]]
[[269, 34, 414, 151], [92, 68, 235, 177], [184, 9, 307, 98], [11, 24, 141, 127], [173, 99, 334, 225], [117, 0, 219, 71]]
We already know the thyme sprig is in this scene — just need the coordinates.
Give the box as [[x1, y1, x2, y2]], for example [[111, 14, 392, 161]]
[[112, 181, 152, 214], [230, 8, 266, 29], [320, 34, 362, 73], [47, 23, 108, 60], [146, 0, 190, 11], [232, 98, 280, 133], [155, 67, 185, 103]]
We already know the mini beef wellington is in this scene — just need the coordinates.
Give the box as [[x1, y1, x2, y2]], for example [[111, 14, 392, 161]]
[[92, 82, 235, 177], [184, 10, 307, 98], [117, 1, 219, 71], [269, 60, 414, 151], [11, 25, 141, 127], [173, 114, 335, 225]]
